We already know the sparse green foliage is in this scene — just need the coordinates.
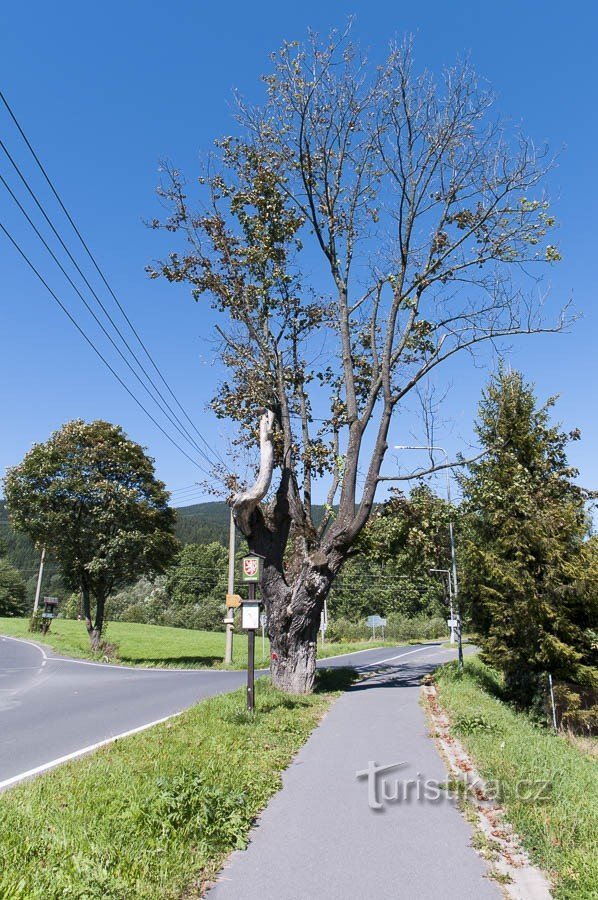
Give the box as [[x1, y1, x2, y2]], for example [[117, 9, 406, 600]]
[[151, 30, 565, 692]]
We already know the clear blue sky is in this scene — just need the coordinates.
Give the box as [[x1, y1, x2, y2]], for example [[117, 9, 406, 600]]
[[1, 1, 597, 506]]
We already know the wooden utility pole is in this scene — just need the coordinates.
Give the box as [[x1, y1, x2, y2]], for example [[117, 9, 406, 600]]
[[224, 511, 235, 664]]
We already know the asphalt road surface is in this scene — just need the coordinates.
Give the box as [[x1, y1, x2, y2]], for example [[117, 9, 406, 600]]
[[0, 634, 428, 790]]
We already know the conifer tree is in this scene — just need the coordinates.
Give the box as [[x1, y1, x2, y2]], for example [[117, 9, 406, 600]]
[[460, 369, 597, 707]]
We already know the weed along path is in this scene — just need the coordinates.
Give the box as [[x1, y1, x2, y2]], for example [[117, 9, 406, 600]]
[[209, 644, 499, 900], [0, 634, 427, 790]]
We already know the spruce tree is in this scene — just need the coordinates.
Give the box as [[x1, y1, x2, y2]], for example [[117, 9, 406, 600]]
[[460, 369, 597, 708]]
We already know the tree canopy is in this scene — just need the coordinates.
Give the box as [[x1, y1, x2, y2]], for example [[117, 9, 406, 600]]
[[3, 420, 178, 648], [151, 29, 565, 692]]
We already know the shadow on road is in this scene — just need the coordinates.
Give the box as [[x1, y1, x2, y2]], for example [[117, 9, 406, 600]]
[[348, 660, 443, 690]]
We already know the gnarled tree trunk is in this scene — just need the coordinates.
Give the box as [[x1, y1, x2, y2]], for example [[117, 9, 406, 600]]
[[265, 558, 333, 694], [82, 586, 105, 652]]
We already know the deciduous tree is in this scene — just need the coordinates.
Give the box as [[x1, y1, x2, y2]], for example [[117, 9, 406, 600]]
[[4, 420, 178, 649], [151, 31, 565, 692]]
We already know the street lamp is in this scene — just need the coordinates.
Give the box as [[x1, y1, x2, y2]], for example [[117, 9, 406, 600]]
[[394, 444, 464, 671]]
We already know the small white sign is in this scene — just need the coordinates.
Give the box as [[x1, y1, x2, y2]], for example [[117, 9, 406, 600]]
[[242, 601, 261, 630], [447, 618, 459, 628]]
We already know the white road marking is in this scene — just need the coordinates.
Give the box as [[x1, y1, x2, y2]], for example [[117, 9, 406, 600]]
[[358, 644, 452, 669], [0, 633, 48, 660], [0, 711, 184, 791], [0, 633, 238, 673]]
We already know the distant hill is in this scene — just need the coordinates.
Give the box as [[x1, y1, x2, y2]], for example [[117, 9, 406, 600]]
[[0, 498, 335, 596], [173, 501, 334, 547], [173, 501, 231, 546]]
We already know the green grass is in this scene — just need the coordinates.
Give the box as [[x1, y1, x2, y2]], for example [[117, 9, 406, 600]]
[[434, 657, 598, 899], [0, 671, 350, 899], [0, 618, 272, 668], [0, 618, 398, 669]]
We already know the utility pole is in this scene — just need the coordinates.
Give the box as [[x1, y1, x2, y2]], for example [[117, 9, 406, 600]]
[[33, 546, 46, 614], [430, 568, 454, 643], [224, 510, 235, 665], [395, 445, 464, 671]]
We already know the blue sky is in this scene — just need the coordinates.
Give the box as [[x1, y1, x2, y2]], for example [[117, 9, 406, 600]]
[[1, 1, 597, 506]]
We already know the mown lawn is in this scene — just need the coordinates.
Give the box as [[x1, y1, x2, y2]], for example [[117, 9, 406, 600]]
[[435, 657, 598, 899], [0, 617, 396, 668], [0, 672, 352, 899]]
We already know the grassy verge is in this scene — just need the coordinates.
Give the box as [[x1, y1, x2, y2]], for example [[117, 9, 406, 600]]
[[0, 670, 352, 899], [0, 618, 271, 668], [0, 618, 397, 668], [434, 657, 598, 899]]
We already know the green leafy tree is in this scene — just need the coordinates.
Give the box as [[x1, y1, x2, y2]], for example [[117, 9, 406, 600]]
[[459, 370, 597, 707], [0, 558, 27, 617], [165, 542, 228, 631], [3, 420, 178, 649], [152, 31, 564, 692], [329, 485, 453, 620]]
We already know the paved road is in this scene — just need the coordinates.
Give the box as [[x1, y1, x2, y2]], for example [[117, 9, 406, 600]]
[[0, 634, 250, 788], [209, 643, 499, 900], [0, 634, 426, 789]]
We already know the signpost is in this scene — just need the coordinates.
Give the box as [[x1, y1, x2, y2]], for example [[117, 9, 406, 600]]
[[41, 596, 58, 634], [366, 615, 386, 640], [240, 554, 264, 712]]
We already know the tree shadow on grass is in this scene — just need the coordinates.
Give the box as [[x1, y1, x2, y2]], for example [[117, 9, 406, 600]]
[[315, 667, 360, 693], [118, 654, 223, 668]]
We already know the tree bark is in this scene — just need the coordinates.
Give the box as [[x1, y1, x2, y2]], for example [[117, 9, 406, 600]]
[[263, 557, 333, 694], [82, 586, 105, 652]]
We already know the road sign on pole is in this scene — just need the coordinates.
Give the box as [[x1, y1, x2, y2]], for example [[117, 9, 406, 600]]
[[366, 615, 386, 640]]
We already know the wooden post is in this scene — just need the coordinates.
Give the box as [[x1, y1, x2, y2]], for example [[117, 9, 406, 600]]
[[224, 510, 235, 664]]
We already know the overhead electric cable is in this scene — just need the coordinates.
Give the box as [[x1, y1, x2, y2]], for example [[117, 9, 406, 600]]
[[0, 220, 211, 476], [0, 143, 218, 471], [0, 90, 228, 471], [1, 172, 219, 467]]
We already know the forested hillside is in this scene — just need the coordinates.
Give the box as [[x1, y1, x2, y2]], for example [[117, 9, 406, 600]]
[[0, 498, 335, 600]]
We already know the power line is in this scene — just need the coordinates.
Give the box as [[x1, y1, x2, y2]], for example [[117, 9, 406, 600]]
[[0, 171, 218, 470], [0, 90, 228, 471], [0, 145, 220, 474], [0, 220, 211, 475]]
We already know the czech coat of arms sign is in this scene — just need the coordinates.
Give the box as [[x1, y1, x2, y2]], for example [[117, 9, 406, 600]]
[[241, 554, 264, 583]]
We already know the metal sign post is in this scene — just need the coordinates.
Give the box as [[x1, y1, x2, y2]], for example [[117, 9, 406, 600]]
[[246, 583, 256, 712], [241, 554, 265, 712]]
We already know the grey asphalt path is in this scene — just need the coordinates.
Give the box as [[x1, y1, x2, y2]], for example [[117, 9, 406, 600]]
[[0, 634, 421, 790], [209, 643, 499, 900]]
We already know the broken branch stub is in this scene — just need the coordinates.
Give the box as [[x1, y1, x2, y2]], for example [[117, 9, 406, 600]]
[[231, 409, 275, 535]]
